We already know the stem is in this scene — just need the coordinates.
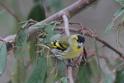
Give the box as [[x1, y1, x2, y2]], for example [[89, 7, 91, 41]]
[[62, 11, 72, 83], [2, 24, 124, 60], [95, 37, 124, 59], [62, 14, 70, 36], [56, 27, 124, 60], [0, 2, 20, 22], [67, 66, 74, 83], [28, 0, 97, 34]]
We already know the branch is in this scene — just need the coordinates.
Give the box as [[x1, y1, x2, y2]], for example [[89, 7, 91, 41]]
[[28, 0, 97, 35], [56, 26, 124, 60], [2, 1, 122, 83], [0, 2, 20, 22], [0, 1, 97, 82], [1, 25, 124, 60], [67, 66, 74, 83], [1, 26, 124, 60], [62, 13, 73, 83], [1, 0, 97, 51], [95, 37, 124, 59], [62, 14, 70, 36], [56, 21, 124, 59]]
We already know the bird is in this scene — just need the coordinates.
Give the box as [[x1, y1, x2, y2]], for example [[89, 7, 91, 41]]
[[50, 34, 85, 60]]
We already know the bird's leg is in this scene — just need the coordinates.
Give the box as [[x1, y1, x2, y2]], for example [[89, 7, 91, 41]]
[[74, 47, 87, 65], [73, 54, 82, 66], [81, 47, 87, 64], [81, 54, 87, 64], [67, 59, 76, 67]]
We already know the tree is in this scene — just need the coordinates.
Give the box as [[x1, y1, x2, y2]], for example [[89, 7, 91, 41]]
[[0, 0, 124, 83]]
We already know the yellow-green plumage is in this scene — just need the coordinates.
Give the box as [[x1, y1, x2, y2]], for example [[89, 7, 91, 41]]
[[50, 34, 85, 59], [50, 36, 69, 51], [62, 36, 84, 59]]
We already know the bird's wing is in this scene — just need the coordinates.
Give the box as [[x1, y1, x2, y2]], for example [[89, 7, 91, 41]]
[[50, 35, 69, 51]]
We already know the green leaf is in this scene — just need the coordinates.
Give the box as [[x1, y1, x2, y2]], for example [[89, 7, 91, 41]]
[[25, 52, 47, 83], [114, 7, 124, 16], [76, 63, 92, 83], [94, 38, 102, 73], [99, 59, 114, 83], [114, 0, 124, 6], [115, 67, 124, 83], [27, 3, 46, 21], [102, 74, 114, 83], [29, 39, 37, 63], [41, 23, 57, 44], [45, 68, 55, 82], [105, 22, 114, 33], [11, 27, 28, 83], [0, 41, 7, 75], [45, 57, 66, 83], [89, 57, 101, 83], [50, 34, 61, 41], [11, 57, 26, 83], [0, 10, 16, 35], [59, 77, 68, 83], [16, 29, 27, 46], [105, 7, 124, 33], [44, 25, 56, 43], [23, 21, 57, 83], [45, 57, 57, 83], [56, 60, 66, 79]]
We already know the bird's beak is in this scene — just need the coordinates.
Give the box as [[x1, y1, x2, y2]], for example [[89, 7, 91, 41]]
[[78, 43, 83, 48]]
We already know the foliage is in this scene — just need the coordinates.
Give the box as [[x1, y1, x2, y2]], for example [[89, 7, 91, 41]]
[[0, 41, 7, 75], [0, 0, 124, 83], [76, 63, 92, 83], [105, 0, 124, 33], [0, 10, 16, 35], [104, 1, 124, 83], [11, 25, 28, 83], [25, 52, 47, 83], [27, 3, 46, 21], [115, 67, 124, 83], [115, 0, 124, 6]]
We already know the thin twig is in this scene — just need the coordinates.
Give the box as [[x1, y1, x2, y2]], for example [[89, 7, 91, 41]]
[[56, 27, 124, 60], [28, 0, 97, 34], [62, 14, 70, 36], [2, 0, 120, 59], [95, 37, 124, 59], [0, 2, 20, 22], [42, 0, 50, 17], [1, 24, 124, 60], [67, 66, 74, 83], [63, 13, 74, 83]]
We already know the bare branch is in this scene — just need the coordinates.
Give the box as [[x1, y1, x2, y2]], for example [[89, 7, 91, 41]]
[[56, 27, 124, 60], [67, 66, 74, 83], [28, 0, 97, 34], [1, 25, 124, 60], [62, 14, 70, 36]]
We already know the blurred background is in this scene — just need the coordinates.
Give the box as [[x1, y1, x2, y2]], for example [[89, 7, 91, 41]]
[[0, 0, 124, 83]]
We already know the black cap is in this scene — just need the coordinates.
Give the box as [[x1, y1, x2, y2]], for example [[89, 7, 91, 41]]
[[77, 35, 85, 43]]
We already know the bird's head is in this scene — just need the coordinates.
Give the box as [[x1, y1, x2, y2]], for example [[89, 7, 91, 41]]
[[71, 34, 85, 48]]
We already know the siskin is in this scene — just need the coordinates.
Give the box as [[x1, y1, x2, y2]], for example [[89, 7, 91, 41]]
[[50, 34, 85, 60]]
